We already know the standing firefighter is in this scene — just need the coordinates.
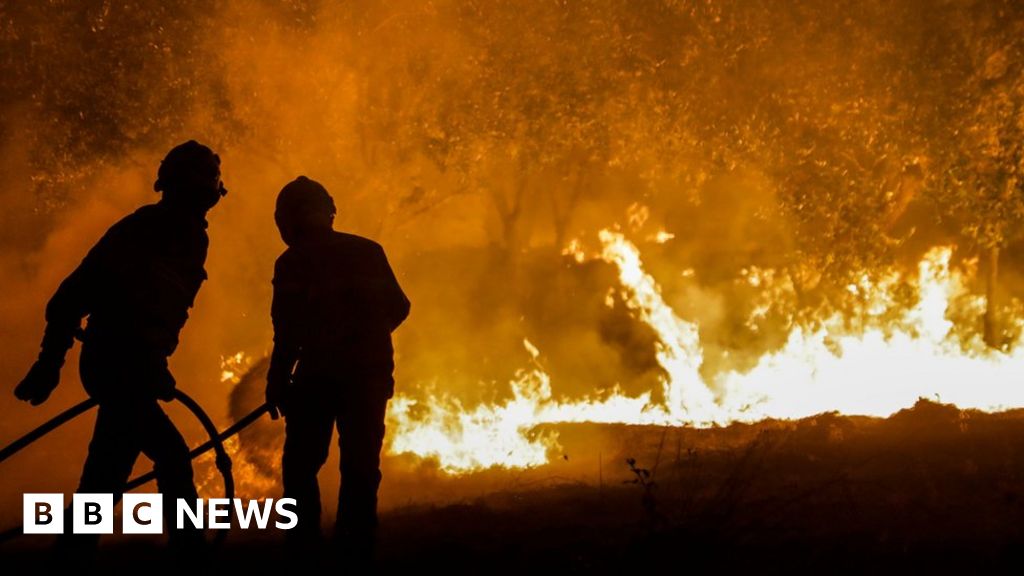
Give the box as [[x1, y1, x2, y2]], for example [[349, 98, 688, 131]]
[[265, 176, 410, 563], [13, 141, 226, 558]]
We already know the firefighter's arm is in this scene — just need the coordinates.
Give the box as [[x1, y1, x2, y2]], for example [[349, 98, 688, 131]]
[[15, 229, 113, 405], [373, 245, 410, 332], [266, 257, 304, 419]]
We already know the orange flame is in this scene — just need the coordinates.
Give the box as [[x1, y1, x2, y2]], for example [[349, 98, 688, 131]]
[[386, 229, 1024, 473]]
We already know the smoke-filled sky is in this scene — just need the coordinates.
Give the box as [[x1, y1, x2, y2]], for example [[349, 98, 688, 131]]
[[2, 0, 1024, 526]]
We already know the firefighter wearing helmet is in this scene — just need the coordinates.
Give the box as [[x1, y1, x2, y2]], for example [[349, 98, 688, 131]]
[[266, 176, 410, 564], [14, 140, 226, 561]]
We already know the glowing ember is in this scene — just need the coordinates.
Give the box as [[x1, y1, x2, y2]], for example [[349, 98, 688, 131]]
[[220, 351, 250, 384]]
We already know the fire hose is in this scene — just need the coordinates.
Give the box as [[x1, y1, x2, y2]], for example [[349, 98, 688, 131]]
[[0, 391, 274, 545]]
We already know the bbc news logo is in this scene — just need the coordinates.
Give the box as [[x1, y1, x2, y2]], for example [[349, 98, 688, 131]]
[[24, 494, 298, 534]]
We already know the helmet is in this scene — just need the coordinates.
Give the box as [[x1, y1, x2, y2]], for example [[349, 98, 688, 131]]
[[275, 176, 336, 242], [154, 140, 226, 204]]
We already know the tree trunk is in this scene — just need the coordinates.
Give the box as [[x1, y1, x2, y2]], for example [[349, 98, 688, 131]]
[[552, 164, 587, 250], [494, 159, 529, 261], [984, 245, 1000, 348]]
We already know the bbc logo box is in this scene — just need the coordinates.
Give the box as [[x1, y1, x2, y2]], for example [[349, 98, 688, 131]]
[[23, 494, 63, 534], [23, 493, 163, 534]]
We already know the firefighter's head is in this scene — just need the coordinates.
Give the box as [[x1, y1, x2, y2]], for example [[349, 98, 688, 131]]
[[154, 140, 226, 213], [275, 176, 336, 246]]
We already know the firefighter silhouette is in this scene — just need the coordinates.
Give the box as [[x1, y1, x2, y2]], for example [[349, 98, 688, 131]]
[[266, 176, 410, 563], [14, 140, 226, 558]]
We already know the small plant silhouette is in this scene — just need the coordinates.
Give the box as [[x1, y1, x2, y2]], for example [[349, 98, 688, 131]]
[[625, 457, 659, 526]]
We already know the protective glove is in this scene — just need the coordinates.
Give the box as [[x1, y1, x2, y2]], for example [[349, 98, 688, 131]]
[[14, 356, 62, 406]]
